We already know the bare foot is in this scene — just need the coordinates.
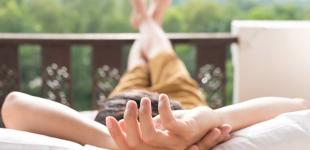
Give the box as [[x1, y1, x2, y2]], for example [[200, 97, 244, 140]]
[[128, 0, 149, 70], [131, 0, 171, 29], [139, 19, 174, 60], [151, 0, 172, 25]]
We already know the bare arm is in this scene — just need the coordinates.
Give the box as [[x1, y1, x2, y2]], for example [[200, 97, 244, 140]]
[[107, 95, 310, 150], [1, 92, 116, 149], [216, 97, 310, 131]]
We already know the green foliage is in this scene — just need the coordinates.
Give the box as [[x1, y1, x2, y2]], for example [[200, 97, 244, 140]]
[[1, 0, 309, 33], [19, 45, 41, 95], [71, 46, 92, 110], [1, 0, 309, 110]]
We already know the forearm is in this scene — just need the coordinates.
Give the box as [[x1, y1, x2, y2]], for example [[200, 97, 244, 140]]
[[2, 92, 116, 149], [215, 97, 310, 131]]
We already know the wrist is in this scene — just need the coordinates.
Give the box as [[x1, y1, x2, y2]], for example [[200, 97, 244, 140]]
[[213, 108, 225, 127], [214, 108, 227, 126], [195, 106, 224, 129], [297, 98, 310, 109]]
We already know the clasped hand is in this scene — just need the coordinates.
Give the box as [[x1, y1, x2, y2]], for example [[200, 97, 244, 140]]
[[106, 94, 231, 150]]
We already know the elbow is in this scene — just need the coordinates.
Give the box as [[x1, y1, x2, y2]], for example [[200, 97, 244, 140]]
[[294, 98, 310, 110], [1, 91, 23, 127]]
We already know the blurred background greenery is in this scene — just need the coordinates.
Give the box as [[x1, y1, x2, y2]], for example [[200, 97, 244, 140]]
[[1, 0, 309, 110]]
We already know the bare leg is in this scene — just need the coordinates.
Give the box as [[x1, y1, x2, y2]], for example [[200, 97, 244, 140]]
[[138, 18, 174, 60], [110, 0, 172, 96], [127, 39, 147, 71], [1, 92, 116, 149], [140, 21, 174, 59], [128, 0, 171, 70], [130, 0, 174, 60]]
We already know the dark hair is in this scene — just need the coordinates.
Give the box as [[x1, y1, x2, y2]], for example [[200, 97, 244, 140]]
[[94, 90, 183, 125]]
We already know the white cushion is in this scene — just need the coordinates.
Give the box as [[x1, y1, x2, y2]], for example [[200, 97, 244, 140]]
[[2, 110, 310, 150], [0, 128, 83, 150], [231, 20, 310, 103], [213, 110, 310, 150]]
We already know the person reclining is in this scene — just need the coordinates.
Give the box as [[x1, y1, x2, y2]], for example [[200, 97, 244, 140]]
[[103, 0, 310, 149], [2, 0, 310, 149], [1, 0, 230, 149]]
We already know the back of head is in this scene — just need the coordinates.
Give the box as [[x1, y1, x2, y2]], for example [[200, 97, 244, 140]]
[[94, 90, 183, 125]]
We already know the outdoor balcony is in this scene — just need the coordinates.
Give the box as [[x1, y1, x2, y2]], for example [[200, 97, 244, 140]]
[[0, 33, 238, 125]]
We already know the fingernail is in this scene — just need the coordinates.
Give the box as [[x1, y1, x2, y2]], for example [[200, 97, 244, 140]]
[[125, 101, 133, 116], [106, 117, 112, 128], [141, 97, 148, 106], [140, 98, 147, 112], [126, 101, 131, 109], [159, 94, 167, 102]]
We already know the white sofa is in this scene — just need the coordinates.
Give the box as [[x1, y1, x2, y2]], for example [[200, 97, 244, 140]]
[[213, 109, 310, 150], [1, 109, 310, 150], [0, 128, 83, 150], [2, 21, 310, 150], [231, 20, 310, 103]]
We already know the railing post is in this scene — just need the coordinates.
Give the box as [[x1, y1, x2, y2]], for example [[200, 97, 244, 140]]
[[0, 44, 19, 127], [196, 43, 227, 75], [196, 42, 228, 108], [91, 42, 123, 109], [0, 33, 237, 111], [41, 43, 73, 107]]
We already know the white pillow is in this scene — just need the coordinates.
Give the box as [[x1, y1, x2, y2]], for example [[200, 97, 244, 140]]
[[213, 110, 310, 150], [3, 110, 310, 150], [0, 128, 84, 150]]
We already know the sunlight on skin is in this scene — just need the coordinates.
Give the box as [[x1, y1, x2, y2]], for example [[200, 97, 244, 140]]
[[105, 0, 232, 149], [106, 93, 310, 150], [106, 94, 226, 150], [131, 0, 172, 29], [128, 0, 172, 70]]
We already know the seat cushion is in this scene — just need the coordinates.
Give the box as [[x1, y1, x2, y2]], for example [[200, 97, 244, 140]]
[[0, 128, 83, 150], [2, 110, 310, 150], [231, 21, 310, 103], [213, 110, 310, 150]]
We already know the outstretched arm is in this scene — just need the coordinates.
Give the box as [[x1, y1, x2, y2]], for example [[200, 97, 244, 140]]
[[107, 95, 310, 150], [1, 92, 117, 149], [217, 97, 310, 131]]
